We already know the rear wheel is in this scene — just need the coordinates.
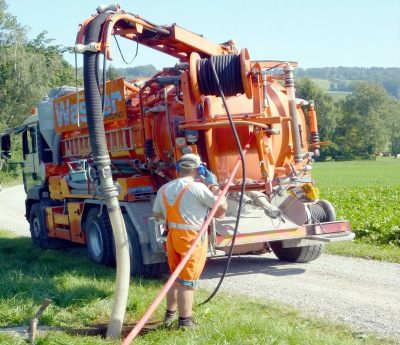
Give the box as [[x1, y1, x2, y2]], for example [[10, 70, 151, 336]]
[[123, 214, 163, 278], [269, 199, 335, 263], [269, 241, 324, 263], [86, 208, 115, 266]]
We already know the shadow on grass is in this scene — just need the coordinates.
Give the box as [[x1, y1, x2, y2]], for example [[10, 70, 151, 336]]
[[0, 234, 306, 331], [0, 235, 164, 325]]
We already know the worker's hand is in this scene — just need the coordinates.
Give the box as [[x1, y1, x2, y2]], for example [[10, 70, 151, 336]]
[[200, 169, 218, 187]]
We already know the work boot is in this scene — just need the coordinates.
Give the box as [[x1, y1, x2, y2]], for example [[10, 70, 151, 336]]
[[162, 310, 177, 328], [178, 316, 196, 329]]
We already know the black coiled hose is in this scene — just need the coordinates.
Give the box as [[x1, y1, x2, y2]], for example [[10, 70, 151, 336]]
[[197, 54, 244, 97], [199, 56, 247, 306]]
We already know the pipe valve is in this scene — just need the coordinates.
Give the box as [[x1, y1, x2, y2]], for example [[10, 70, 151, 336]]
[[97, 4, 120, 13], [74, 42, 100, 54]]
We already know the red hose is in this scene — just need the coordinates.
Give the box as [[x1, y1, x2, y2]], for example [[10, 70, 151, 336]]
[[122, 132, 255, 344]]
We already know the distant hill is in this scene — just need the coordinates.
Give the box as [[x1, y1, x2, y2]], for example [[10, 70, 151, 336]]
[[296, 67, 400, 99], [113, 65, 400, 100], [115, 65, 158, 82]]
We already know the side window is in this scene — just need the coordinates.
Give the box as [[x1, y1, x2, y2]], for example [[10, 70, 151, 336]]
[[22, 126, 37, 158], [30, 127, 37, 154], [38, 130, 53, 163]]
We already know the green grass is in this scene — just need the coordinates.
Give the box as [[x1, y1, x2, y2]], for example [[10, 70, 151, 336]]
[[0, 231, 397, 345], [0, 150, 23, 187], [0, 175, 22, 188], [326, 241, 400, 262]]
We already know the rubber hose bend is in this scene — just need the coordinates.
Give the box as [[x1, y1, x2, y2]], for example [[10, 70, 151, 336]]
[[83, 13, 131, 340]]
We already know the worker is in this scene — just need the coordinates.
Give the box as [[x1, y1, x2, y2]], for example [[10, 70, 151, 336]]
[[153, 153, 227, 329]]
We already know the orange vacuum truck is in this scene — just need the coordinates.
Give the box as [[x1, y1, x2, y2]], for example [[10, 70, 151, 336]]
[[2, 4, 354, 279]]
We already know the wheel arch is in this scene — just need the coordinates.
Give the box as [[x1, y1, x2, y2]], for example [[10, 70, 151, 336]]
[[120, 201, 166, 266], [81, 200, 105, 232], [25, 185, 47, 221]]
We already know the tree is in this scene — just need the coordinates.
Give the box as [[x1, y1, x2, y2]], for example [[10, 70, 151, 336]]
[[0, 0, 26, 45], [386, 98, 400, 154], [0, 1, 29, 129], [295, 77, 340, 157], [0, 1, 78, 130], [106, 64, 120, 81], [335, 81, 393, 155]]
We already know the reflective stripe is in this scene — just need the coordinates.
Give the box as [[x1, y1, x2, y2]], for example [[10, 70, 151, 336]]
[[167, 222, 201, 231]]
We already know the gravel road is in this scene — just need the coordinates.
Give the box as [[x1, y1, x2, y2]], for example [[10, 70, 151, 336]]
[[1, 185, 399, 342], [0, 184, 29, 236], [201, 254, 400, 341]]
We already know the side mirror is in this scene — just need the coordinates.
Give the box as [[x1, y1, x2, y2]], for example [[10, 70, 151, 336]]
[[0, 133, 11, 159]]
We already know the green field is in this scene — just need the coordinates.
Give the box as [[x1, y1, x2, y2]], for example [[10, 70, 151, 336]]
[[310, 78, 351, 100], [312, 157, 400, 254], [310, 79, 332, 90], [328, 90, 351, 100], [312, 157, 400, 187]]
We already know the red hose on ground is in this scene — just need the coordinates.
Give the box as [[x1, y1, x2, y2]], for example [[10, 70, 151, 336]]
[[121, 132, 255, 344]]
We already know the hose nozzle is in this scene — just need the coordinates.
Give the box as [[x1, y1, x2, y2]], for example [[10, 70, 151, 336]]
[[248, 191, 281, 219]]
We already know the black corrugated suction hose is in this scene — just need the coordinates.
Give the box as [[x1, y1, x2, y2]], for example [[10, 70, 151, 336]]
[[83, 13, 110, 160], [83, 13, 131, 340]]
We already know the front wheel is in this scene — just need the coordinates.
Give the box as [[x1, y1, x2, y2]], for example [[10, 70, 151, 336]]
[[29, 203, 69, 249], [269, 241, 324, 263], [86, 208, 115, 266], [29, 203, 46, 248]]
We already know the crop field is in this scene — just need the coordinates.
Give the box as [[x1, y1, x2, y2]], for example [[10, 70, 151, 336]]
[[309, 78, 351, 100], [312, 157, 400, 248]]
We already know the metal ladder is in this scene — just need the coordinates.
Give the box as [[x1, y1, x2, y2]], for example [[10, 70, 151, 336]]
[[61, 127, 136, 158]]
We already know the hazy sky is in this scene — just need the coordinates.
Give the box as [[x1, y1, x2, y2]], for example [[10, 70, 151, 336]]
[[6, 0, 400, 70]]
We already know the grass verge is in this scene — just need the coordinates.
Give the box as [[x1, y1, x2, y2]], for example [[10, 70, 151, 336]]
[[0, 231, 398, 345], [0, 175, 22, 189], [326, 242, 400, 263]]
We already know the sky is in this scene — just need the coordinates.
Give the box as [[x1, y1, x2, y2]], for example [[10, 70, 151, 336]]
[[6, 0, 400, 70]]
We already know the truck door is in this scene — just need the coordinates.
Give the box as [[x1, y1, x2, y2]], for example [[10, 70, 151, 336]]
[[22, 125, 42, 193]]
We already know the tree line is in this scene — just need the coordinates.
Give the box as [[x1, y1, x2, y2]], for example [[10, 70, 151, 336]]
[[296, 66, 400, 99], [1, 0, 399, 160], [295, 78, 400, 158], [0, 0, 78, 131]]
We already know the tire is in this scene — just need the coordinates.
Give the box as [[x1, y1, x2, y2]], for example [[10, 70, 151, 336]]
[[29, 203, 69, 249], [29, 203, 46, 248], [269, 241, 324, 263], [123, 214, 163, 279], [86, 208, 115, 267]]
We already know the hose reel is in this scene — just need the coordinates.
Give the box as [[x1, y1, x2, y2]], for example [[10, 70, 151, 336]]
[[189, 48, 252, 103]]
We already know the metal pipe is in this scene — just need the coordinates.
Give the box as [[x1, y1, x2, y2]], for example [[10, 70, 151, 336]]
[[247, 190, 281, 219], [261, 70, 269, 110], [283, 64, 303, 162]]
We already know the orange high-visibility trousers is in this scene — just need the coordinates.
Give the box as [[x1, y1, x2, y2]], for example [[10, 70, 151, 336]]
[[162, 183, 208, 288]]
